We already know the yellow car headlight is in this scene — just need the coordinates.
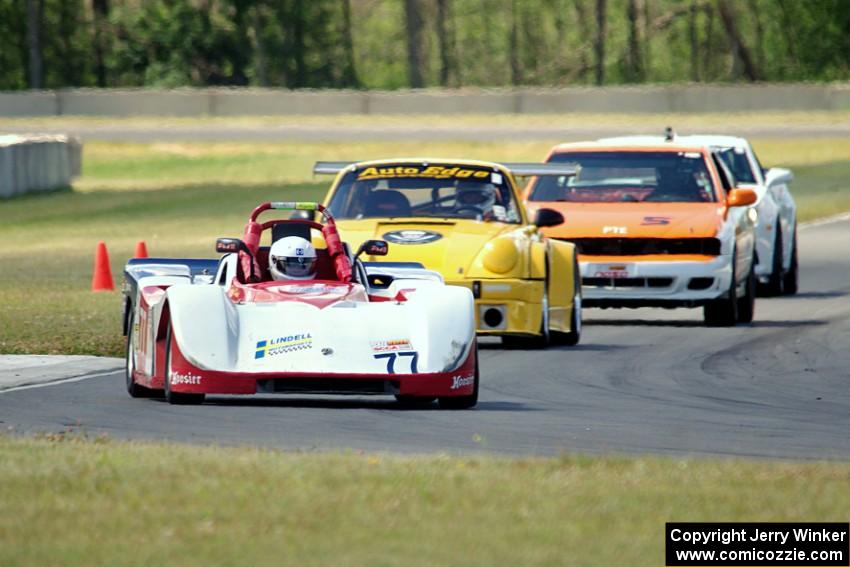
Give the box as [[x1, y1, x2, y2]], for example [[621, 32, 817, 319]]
[[482, 239, 518, 274]]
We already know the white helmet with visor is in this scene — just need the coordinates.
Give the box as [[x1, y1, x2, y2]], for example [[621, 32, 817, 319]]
[[269, 236, 317, 280]]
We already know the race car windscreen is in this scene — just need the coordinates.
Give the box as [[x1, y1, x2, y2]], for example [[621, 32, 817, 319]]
[[715, 147, 757, 183], [327, 164, 522, 223], [530, 151, 717, 203]]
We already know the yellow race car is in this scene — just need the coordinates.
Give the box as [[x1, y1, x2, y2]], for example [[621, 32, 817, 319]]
[[314, 158, 582, 347]]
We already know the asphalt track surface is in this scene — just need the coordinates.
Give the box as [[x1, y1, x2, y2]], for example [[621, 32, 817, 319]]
[[3, 123, 850, 142], [2, 219, 849, 460]]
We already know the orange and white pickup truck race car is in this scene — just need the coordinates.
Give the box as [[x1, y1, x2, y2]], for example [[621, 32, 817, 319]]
[[524, 140, 759, 326]]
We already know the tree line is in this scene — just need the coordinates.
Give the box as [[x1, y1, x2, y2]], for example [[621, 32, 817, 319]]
[[1, 0, 847, 91]]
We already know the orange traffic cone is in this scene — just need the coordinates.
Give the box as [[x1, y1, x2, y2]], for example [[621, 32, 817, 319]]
[[91, 241, 115, 292], [134, 240, 148, 258]]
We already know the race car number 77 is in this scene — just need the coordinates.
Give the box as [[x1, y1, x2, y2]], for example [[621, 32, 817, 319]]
[[374, 351, 419, 374]]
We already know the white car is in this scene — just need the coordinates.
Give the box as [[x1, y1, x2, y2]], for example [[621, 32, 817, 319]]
[[600, 133, 798, 295], [122, 201, 479, 408], [677, 135, 797, 295]]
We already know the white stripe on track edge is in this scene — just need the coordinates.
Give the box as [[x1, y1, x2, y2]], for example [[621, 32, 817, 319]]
[[0, 369, 119, 394], [800, 212, 850, 229]]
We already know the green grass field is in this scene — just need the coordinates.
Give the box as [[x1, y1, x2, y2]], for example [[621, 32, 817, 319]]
[[1, 435, 848, 567], [1, 137, 849, 357]]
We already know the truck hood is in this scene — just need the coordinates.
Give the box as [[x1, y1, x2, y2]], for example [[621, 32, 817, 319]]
[[529, 202, 724, 239], [335, 219, 513, 277]]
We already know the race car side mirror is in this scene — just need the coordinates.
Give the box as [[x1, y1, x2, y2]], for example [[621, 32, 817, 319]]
[[356, 239, 389, 258], [533, 208, 565, 228], [727, 188, 757, 207], [216, 238, 250, 254]]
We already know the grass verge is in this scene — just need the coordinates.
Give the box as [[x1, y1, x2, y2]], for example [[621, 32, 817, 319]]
[[1, 138, 849, 356], [1, 435, 848, 567]]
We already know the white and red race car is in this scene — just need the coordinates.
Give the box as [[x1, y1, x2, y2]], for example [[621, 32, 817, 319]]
[[122, 201, 478, 408]]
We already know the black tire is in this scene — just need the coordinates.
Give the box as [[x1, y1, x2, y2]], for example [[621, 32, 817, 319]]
[[704, 253, 738, 327], [125, 311, 158, 398], [782, 226, 799, 295], [164, 326, 205, 406], [759, 223, 784, 297], [395, 395, 436, 408], [551, 258, 582, 346], [438, 348, 479, 410], [736, 258, 757, 324]]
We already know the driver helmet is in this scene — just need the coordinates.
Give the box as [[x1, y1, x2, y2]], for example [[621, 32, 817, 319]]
[[269, 236, 317, 281], [455, 184, 497, 211]]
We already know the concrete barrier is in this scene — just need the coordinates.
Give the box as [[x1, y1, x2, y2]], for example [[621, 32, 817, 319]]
[[212, 88, 368, 115], [0, 135, 81, 199], [58, 88, 210, 116], [1, 84, 849, 117], [0, 91, 58, 116], [367, 89, 519, 114]]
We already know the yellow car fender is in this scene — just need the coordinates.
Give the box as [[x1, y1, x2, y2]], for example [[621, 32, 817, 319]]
[[545, 239, 578, 333]]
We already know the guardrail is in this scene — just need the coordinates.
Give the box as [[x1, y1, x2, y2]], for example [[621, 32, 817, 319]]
[[1, 84, 849, 117], [0, 135, 81, 198]]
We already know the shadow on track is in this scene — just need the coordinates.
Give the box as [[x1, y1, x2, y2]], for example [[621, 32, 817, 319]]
[[584, 318, 827, 329], [790, 290, 848, 300], [478, 341, 623, 352], [584, 318, 705, 328], [159, 397, 536, 412], [750, 319, 829, 328]]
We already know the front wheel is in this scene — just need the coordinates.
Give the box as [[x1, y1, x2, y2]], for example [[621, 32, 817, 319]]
[[759, 223, 784, 297], [438, 348, 479, 410], [551, 258, 582, 346], [782, 226, 799, 295], [164, 325, 205, 406], [125, 311, 158, 398], [736, 258, 757, 324], [704, 256, 738, 327]]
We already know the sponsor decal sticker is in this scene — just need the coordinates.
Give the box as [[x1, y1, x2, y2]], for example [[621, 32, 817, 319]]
[[255, 334, 314, 359], [371, 339, 413, 353], [602, 226, 628, 235], [382, 230, 443, 245], [641, 216, 671, 225], [357, 165, 491, 181], [371, 339, 417, 373], [170, 371, 202, 386], [277, 283, 346, 295], [451, 374, 475, 390]]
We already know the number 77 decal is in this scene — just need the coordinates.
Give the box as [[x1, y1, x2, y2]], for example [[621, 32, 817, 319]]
[[374, 351, 419, 374]]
